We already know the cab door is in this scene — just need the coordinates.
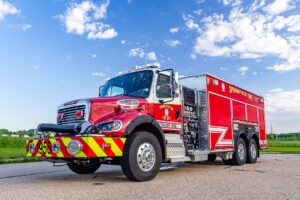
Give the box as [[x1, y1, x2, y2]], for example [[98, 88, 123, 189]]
[[149, 72, 182, 132]]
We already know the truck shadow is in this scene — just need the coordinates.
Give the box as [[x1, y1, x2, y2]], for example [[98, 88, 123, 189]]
[[34, 160, 227, 184]]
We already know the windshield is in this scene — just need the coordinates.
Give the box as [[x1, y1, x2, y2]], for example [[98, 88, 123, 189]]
[[100, 70, 153, 98]]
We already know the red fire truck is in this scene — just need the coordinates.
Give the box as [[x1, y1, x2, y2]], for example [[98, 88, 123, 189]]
[[26, 65, 267, 181]]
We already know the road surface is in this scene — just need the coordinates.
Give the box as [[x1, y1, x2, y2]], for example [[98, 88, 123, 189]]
[[0, 154, 300, 200]]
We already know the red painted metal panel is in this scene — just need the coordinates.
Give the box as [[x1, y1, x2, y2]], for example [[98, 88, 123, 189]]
[[209, 93, 233, 149], [232, 101, 246, 121], [247, 105, 258, 122]]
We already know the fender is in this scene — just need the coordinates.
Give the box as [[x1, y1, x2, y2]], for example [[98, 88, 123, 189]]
[[124, 115, 166, 159]]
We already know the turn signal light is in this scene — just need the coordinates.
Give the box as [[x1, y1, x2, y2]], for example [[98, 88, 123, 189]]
[[102, 143, 111, 151]]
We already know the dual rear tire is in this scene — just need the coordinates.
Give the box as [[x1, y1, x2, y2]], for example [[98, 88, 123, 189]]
[[223, 137, 258, 165]]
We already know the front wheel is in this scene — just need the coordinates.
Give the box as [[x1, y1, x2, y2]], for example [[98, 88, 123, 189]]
[[121, 131, 162, 182], [67, 159, 101, 174]]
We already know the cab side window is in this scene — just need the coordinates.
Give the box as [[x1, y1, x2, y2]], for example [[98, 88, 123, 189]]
[[156, 74, 172, 98]]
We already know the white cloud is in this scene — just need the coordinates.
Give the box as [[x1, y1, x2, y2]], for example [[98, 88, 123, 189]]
[[128, 48, 157, 61], [265, 89, 300, 133], [121, 40, 126, 44], [264, 0, 295, 15], [92, 54, 96, 58], [238, 66, 248, 75], [147, 51, 157, 61], [193, 9, 203, 16], [188, 1, 300, 72], [220, 66, 228, 71], [129, 48, 145, 58], [33, 65, 40, 70], [269, 88, 283, 93], [222, 0, 242, 7], [169, 27, 179, 33], [0, 0, 19, 20], [92, 72, 104, 77], [21, 23, 32, 30], [59, 0, 117, 40], [183, 14, 201, 33], [164, 39, 182, 47], [190, 53, 197, 59]]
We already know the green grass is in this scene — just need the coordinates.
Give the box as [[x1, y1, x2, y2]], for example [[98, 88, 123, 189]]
[[262, 140, 300, 154], [0, 137, 40, 164], [0, 147, 25, 159]]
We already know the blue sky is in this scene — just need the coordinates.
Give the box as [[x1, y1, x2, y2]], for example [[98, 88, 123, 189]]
[[0, 0, 299, 133]]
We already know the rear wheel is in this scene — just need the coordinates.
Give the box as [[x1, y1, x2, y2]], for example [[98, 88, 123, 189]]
[[232, 138, 247, 165], [67, 159, 101, 174], [121, 131, 162, 182], [246, 139, 258, 163]]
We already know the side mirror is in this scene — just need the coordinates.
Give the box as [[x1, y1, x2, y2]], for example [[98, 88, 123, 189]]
[[99, 85, 104, 97]]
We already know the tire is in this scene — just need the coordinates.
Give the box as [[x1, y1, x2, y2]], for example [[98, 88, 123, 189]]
[[232, 137, 247, 165], [121, 131, 162, 182], [208, 154, 217, 162], [246, 139, 258, 163], [67, 159, 101, 174]]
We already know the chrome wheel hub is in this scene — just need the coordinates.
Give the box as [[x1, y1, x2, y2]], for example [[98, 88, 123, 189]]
[[250, 143, 257, 159], [137, 143, 156, 172], [238, 143, 245, 161]]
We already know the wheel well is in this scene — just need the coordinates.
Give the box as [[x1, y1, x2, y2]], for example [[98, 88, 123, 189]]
[[239, 133, 249, 145], [133, 123, 166, 160]]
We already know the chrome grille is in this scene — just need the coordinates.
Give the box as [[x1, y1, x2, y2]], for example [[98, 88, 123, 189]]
[[57, 105, 86, 125]]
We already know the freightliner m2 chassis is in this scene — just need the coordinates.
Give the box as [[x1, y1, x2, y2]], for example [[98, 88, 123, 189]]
[[26, 65, 267, 181]]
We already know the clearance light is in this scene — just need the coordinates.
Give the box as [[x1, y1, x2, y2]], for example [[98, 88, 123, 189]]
[[67, 140, 82, 155], [75, 110, 83, 118], [52, 142, 60, 154]]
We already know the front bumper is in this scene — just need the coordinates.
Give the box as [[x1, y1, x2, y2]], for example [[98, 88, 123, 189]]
[[26, 137, 126, 158]]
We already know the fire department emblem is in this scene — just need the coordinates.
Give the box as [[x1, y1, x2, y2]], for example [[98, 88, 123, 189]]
[[160, 105, 173, 121]]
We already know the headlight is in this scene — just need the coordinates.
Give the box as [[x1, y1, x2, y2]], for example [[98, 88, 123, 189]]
[[67, 140, 82, 155], [28, 143, 35, 153], [97, 120, 122, 132]]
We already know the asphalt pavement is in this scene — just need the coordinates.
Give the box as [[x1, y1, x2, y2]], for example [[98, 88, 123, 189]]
[[0, 154, 299, 200]]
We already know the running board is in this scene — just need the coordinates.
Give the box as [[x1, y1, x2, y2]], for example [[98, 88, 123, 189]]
[[165, 134, 208, 162]]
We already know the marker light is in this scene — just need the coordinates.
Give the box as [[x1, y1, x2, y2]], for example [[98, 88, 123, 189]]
[[52, 142, 60, 154], [29, 143, 35, 153], [67, 140, 82, 155]]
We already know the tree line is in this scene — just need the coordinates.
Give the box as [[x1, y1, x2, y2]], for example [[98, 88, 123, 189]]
[[0, 129, 34, 137]]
